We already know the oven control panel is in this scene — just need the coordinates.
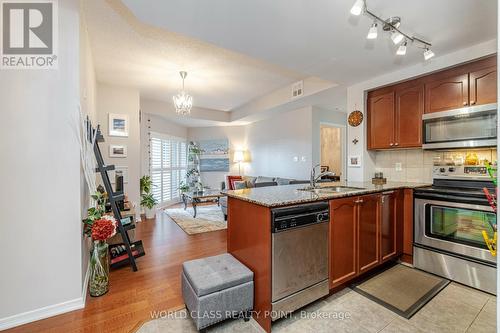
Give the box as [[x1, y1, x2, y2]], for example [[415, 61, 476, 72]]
[[433, 165, 488, 178]]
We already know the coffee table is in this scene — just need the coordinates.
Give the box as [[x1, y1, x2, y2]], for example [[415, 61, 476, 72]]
[[182, 189, 224, 218]]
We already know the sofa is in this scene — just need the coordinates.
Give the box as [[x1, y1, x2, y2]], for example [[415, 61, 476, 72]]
[[220, 175, 309, 220]]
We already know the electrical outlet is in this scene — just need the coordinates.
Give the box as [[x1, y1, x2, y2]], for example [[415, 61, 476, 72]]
[[395, 162, 402, 171], [301, 156, 306, 162], [293, 156, 299, 162]]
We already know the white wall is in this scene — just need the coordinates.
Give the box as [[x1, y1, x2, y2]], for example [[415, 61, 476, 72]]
[[96, 84, 141, 209], [188, 107, 317, 188], [79, 2, 97, 300], [246, 106, 313, 179], [346, 39, 497, 182], [0, 0, 84, 329]]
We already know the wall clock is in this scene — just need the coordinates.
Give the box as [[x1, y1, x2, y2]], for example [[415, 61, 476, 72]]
[[348, 110, 363, 127]]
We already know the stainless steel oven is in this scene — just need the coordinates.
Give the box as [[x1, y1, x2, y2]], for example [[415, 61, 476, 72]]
[[422, 103, 497, 150], [413, 166, 497, 294]]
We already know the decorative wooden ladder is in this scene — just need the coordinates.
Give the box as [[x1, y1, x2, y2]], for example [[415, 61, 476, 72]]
[[89, 121, 145, 271]]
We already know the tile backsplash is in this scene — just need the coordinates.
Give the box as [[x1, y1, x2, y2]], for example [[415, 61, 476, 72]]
[[373, 149, 497, 183]]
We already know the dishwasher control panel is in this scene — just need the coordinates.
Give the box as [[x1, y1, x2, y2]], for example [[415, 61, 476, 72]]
[[271, 201, 330, 233]]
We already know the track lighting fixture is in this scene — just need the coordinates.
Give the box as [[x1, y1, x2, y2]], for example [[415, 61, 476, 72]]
[[423, 47, 435, 61], [366, 22, 378, 39], [396, 41, 407, 55], [349, 0, 434, 60]]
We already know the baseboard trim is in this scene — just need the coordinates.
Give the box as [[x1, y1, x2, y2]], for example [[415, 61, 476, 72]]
[[0, 266, 90, 330], [0, 297, 85, 331]]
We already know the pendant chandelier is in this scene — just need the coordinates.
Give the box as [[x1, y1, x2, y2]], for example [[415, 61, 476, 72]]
[[173, 71, 193, 115]]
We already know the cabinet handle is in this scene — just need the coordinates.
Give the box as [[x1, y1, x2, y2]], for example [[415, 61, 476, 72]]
[[394, 143, 399, 146], [390, 143, 394, 146], [470, 100, 476, 105], [355, 199, 364, 204], [463, 101, 468, 106]]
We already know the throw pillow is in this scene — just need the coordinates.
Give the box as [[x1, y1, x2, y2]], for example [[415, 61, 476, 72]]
[[255, 176, 274, 183], [275, 178, 292, 186], [233, 181, 247, 190], [226, 175, 243, 190]]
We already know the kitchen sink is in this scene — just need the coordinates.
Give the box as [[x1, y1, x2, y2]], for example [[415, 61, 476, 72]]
[[298, 186, 365, 194]]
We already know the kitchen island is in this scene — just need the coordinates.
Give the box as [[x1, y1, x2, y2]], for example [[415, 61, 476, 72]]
[[225, 181, 428, 333]]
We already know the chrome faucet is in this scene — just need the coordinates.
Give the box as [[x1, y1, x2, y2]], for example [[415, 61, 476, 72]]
[[310, 164, 336, 188]]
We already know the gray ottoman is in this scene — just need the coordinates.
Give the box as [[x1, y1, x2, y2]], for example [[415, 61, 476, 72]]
[[181, 253, 254, 330]]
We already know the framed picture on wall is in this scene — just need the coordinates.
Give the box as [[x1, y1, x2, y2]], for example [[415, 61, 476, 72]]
[[108, 113, 129, 137], [109, 145, 127, 158], [348, 155, 362, 168]]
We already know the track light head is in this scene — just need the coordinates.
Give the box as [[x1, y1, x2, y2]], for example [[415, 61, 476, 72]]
[[396, 41, 407, 55], [366, 22, 378, 39], [350, 0, 364, 16], [423, 47, 435, 60], [391, 31, 404, 44]]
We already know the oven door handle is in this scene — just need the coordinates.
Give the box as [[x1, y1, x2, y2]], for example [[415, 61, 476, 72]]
[[414, 192, 490, 206]]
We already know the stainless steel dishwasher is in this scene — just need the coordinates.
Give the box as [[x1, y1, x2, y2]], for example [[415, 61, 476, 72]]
[[271, 201, 329, 320]]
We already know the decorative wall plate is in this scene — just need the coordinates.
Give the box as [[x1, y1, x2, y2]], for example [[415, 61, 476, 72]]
[[348, 110, 363, 127]]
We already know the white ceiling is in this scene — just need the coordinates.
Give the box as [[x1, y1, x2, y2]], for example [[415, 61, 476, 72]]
[[85, 0, 496, 127], [122, 0, 497, 86], [83, 0, 305, 112]]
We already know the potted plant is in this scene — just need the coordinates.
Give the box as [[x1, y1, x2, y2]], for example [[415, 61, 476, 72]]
[[140, 175, 158, 219], [82, 192, 117, 297]]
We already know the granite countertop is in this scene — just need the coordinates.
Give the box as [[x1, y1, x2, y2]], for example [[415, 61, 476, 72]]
[[224, 181, 430, 207]]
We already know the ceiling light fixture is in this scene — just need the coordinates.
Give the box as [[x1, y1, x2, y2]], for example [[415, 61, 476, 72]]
[[396, 41, 407, 55], [349, 0, 434, 60], [366, 22, 378, 39], [172, 71, 193, 116], [423, 47, 435, 61], [350, 0, 364, 16]]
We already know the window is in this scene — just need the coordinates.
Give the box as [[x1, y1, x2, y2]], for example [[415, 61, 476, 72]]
[[150, 133, 187, 205]]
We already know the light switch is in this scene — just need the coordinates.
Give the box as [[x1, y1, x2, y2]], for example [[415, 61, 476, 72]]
[[301, 156, 306, 162], [293, 156, 299, 162], [395, 163, 402, 171]]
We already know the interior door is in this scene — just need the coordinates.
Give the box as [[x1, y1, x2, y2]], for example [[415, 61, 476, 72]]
[[425, 73, 469, 113], [380, 191, 397, 262], [470, 66, 497, 106], [368, 91, 395, 149], [395, 84, 424, 148], [357, 194, 380, 274], [330, 198, 357, 288]]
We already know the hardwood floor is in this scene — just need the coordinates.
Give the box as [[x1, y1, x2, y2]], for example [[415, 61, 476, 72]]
[[7, 207, 227, 333]]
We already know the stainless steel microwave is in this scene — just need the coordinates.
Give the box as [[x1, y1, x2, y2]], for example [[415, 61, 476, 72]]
[[422, 103, 497, 150]]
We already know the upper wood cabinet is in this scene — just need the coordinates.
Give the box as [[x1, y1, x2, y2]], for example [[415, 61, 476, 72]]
[[470, 66, 497, 106], [368, 92, 394, 149], [395, 84, 424, 148], [424, 73, 469, 113]]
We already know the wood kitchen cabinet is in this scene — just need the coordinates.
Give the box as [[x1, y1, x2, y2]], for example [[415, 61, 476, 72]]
[[424, 73, 469, 113], [329, 191, 404, 289], [357, 194, 380, 274], [470, 66, 497, 106], [395, 84, 424, 148], [380, 191, 398, 263], [329, 197, 357, 289], [367, 91, 395, 149]]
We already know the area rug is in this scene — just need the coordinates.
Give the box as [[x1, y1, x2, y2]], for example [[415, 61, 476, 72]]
[[165, 205, 226, 235], [352, 264, 449, 319]]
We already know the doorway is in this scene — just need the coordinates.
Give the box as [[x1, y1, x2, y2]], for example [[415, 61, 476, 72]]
[[320, 124, 345, 181]]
